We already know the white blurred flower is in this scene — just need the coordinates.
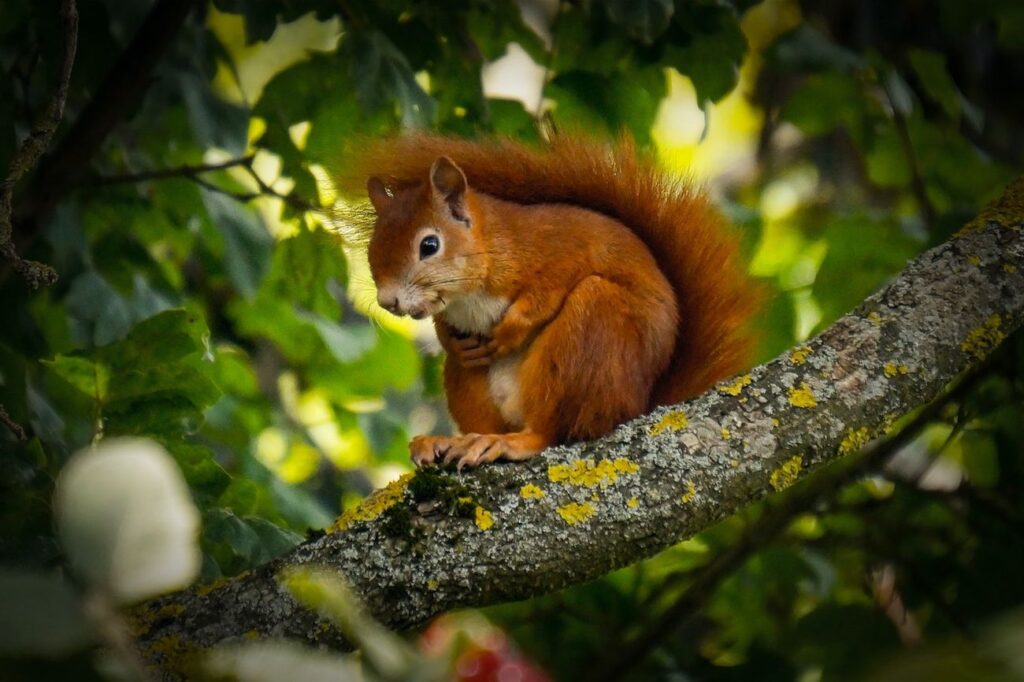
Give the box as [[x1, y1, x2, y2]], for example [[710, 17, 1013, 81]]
[[55, 438, 201, 604]]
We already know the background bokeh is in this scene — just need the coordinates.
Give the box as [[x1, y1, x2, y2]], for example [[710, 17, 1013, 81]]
[[2, 0, 1024, 679]]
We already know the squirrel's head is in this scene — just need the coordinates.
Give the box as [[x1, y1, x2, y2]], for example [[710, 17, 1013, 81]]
[[366, 156, 487, 320]]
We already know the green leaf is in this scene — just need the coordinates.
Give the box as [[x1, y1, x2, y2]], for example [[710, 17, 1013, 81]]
[[812, 213, 923, 325], [202, 508, 302, 576], [201, 190, 274, 298], [297, 312, 377, 364], [907, 48, 961, 121], [43, 353, 109, 403], [864, 125, 911, 188], [467, 0, 548, 62], [345, 30, 436, 127], [766, 24, 864, 74], [0, 570, 94, 658], [960, 430, 999, 487], [548, 68, 666, 144], [177, 70, 250, 157], [603, 0, 674, 44], [781, 72, 868, 141], [488, 98, 541, 141], [661, 0, 747, 103], [64, 271, 134, 346]]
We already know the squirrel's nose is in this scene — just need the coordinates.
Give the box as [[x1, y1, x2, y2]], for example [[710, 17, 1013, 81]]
[[378, 295, 401, 314]]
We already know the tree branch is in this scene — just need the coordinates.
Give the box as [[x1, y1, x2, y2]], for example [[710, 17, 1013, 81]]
[[14, 0, 200, 236], [132, 179, 1024, 676], [590, 362, 987, 681], [0, 404, 28, 441], [0, 0, 78, 289], [88, 155, 256, 187], [88, 155, 318, 212]]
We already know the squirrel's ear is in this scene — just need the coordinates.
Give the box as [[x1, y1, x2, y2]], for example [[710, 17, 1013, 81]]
[[430, 156, 470, 225], [367, 177, 390, 212]]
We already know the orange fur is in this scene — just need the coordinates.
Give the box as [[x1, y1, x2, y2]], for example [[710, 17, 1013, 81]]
[[336, 133, 760, 467]]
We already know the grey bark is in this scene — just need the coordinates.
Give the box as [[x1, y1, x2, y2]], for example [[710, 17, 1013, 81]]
[[133, 179, 1024, 673]]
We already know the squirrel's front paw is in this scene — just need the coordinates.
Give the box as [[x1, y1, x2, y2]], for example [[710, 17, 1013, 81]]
[[409, 435, 456, 467], [487, 318, 532, 357], [450, 334, 496, 368]]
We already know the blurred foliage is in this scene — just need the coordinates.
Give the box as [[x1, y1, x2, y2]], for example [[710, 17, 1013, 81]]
[[1, 0, 1023, 679]]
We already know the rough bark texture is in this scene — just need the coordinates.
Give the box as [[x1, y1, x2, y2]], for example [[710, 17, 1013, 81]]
[[133, 179, 1024, 674]]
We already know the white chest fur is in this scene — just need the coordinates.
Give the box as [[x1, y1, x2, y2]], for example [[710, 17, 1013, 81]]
[[440, 293, 522, 428], [442, 292, 509, 336], [488, 354, 524, 428]]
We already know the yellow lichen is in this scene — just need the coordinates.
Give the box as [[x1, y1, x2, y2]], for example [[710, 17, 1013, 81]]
[[1004, 263, 1018, 273], [474, 505, 494, 531], [519, 483, 546, 499], [626, 497, 639, 509], [680, 480, 697, 504], [719, 373, 753, 396], [650, 410, 688, 435], [426, 579, 439, 591], [967, 254, 981, 266], [769, 456, 803, 491], [956, 179, 1024, 235], [867, 311, 883, 326], [148, 634, 189, 663], [243, 629, 261, 641], [839, 426, 871, 455], [788, 382, 818, 408], [883, 362, 910, 377], [790, 346, 812, 365], [194, 577, 227, 597], [720, 427, 731, 440], [961, 314, 1006, 360], [331, 473, 413, 532], [556, 502, 596, 525], [125, 601, 186, 638], [548, 458, 640, 488]]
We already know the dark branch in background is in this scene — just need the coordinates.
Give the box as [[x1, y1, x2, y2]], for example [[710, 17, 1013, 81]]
[[88, 155, 318, 213], [13, 0, 201, 244], [0, 0, 78, 290], [89, 155, 256, 186], [129, 180, 1024, 680], [0, 404, 28, 441], [590, 365, 987, 681], [883, 78, 938, 233]]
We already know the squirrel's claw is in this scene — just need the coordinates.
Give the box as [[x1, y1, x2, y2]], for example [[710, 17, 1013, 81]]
[[409, 435, 453, 467]]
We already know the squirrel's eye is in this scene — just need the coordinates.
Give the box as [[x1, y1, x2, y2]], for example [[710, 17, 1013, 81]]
[[419, 235, 440, 260]]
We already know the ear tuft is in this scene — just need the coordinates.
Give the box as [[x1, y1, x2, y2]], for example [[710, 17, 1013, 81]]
[[429, 157, 470, 224], [367, 177, 390, 211]]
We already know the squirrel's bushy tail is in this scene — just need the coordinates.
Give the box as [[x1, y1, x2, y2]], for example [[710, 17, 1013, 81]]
[[335, 133, 760, 403]]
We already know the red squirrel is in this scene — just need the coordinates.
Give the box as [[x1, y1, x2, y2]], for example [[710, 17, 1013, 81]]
[[340, 134, 759, 469]]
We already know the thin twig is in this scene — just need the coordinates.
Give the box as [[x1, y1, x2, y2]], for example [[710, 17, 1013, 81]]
[[884, 77, 937, 233], [0, 404, 28, 441], [89, 155, 255, 186], [0, 0, 78, 289], [89, 154, 317, 212]]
